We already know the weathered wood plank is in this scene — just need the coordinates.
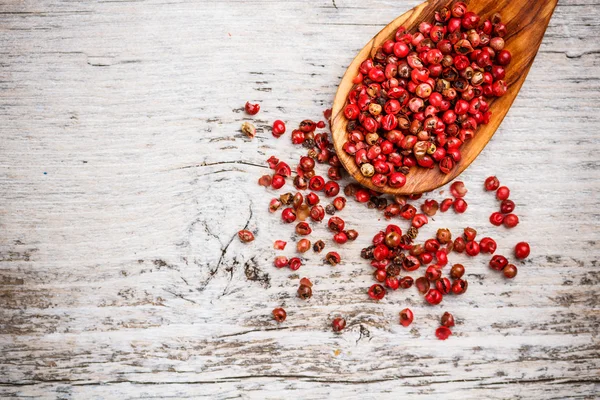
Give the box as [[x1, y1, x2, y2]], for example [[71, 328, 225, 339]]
[[0, 0, 599, 398]]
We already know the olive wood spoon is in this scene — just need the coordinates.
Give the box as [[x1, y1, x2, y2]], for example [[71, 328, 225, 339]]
[[331, 0, 558, 195]]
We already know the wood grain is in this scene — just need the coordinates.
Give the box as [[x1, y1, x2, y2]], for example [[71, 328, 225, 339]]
[[0, 0, 599, 399], [331, 0, 559, 195]]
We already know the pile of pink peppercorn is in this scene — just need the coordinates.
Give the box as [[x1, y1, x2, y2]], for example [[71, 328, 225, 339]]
[[237, 2, 528, 339], [342, 2, 511, 189]]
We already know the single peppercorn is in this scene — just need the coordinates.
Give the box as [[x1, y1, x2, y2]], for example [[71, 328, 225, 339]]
[[490, 212, 504, 226], [479, 237, 497, 254], [332, 317, 347, 332], [368, 284, 386, 300], [399, 276, 414, 289], [325, 251, 342, 265], [272, 120, 286, 137], [514, 242, 530, 259], [503, 264, 518, 278], [272, 307, 286, 322], [295, 222, 312, 236], [450, 181, 468, 198], [465, 240, 480, 256], [346, 229, 359, 241], [244, 101, 260, 115], [415, 277, 431, 294], [496, 186, 510, 200], [451, 279, 468, 294], [238, 230, 255, 243], [435, 326, 452, 340], [436, 228, 452, 244], [313, 240, 326, 253], [484, 176, 500, 191], [450, 264, 465, 279], [297, 280, 313, 300], [500, 199, 515, 214], [273, 240, 286, 250], [441, 312, 455, 327], [453, 198, 468, 213], [241, 122, 257, 139], [399, 308, 414, 327], [489, 255, 508, 271], [297, 239, 311, 253], [425, 288, 443, 305], [274, 256, 288, 269], [503, 213, 519, 228]]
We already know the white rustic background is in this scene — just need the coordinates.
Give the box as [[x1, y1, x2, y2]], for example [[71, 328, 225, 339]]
[[1, 0, 599, 398]]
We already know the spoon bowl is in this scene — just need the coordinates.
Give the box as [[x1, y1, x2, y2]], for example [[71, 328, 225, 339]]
[[331, 0, 558, 195]]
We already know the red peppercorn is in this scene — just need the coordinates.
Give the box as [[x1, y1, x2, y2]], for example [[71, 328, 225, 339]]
[[275, 162, 291, 177], [310, 205, 325, 222], [436, 250, 448, 266], [436, 277, 452, 295], [453, 198, 468, 213], [309, 176, 325, 191], [238, 230, 255, 243], [451, 278, 468, 294], [332, 197, 346, 211], [274, 256, 288, 269], [441, 312, 455, 327], [272, 120, 286, 137], [399, 276, 414, 289], [374, 269, 387, 282], [421, 199, 439, 216], [479, 237, 497, 254], [368, 284, 386, 300], [332, 317, 347, 332], [503, 213, 519, 228], [273, 240, 287, 250], [373, 244, 390, 261], [323, 181, 340, 197], [328, 216, 345, 233], [425, 288, 443, 305], [295, 222, 312, 236], [464, 227, 477, 241], [289, 257, 302, 271], [412, 213, 429, 228], [514, 242, 530, 259], [325, 251, 341, 266], [425, 265, 442, 281], [399, 308, 414, 327], [500, 199, 516, 214], [385, 276, 400, 290], [306, 192, 320, 206], [489, 255, 508, 271], [415, 277, 430, 294], [272, 307, 286, 322], [453, 237, 466, 253], [271, 174, 285, 190], [440, 198, 453, 212], [435, 326, 452, 340], [258, 175, 272, 187], [333, 232, 348, 245], [245, 101, 260, 115], [496, 186, 510, 200], [450, 181, 468, 198], [489, 212, 504, 226], [281, 208, 296, 223], [465, 240, 480, 256], [484, 176, 500, 191]]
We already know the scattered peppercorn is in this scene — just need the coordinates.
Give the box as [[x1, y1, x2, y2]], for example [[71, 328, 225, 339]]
[[238, 230, 255, 243], [241, 122, 256, 139], [272, 307, 286, 322]]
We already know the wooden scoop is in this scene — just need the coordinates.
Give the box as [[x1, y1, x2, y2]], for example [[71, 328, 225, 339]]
[[331, 0, 558, 195]]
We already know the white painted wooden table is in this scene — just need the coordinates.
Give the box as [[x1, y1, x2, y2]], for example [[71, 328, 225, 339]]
[[1, 0, 599, 398]]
